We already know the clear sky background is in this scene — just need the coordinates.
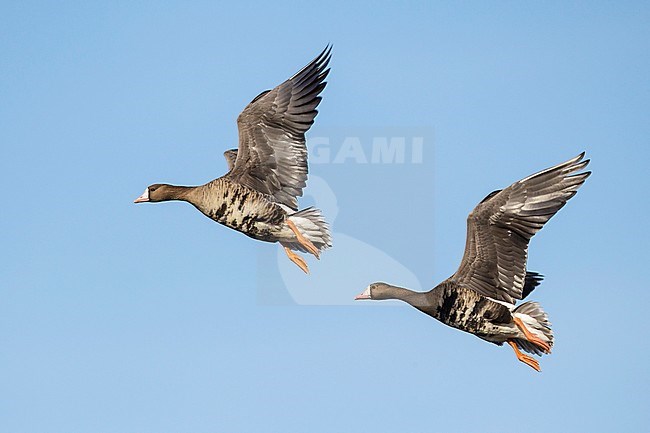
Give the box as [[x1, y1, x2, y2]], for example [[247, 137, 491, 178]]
[[2, 1, 649, 432]]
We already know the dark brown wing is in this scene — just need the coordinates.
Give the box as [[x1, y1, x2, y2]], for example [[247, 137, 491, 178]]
[[226, 46, 331, 210], [450, 153, 591, 304]]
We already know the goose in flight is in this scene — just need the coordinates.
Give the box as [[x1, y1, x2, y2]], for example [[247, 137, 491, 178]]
[[356, 153, 591, 371], [134, 47, 333, 273]]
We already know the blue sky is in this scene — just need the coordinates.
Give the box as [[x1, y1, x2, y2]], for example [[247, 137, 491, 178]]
[[2, 1, 649, 432]]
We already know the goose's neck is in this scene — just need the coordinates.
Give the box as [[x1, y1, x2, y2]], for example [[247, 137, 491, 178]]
[[164, 185, 195, 202], [381, 284, 430, 308]]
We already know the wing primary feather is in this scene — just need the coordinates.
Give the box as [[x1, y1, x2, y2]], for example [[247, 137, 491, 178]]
[[450, 153, 590, 304], [227, 47, 332, 210]]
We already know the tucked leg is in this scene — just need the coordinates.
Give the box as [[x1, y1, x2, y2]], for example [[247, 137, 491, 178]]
[[284, 247, 309, 274], [513, 316, 552, 354], [286, 219, 320, 259], [507, 340, 541, 372]]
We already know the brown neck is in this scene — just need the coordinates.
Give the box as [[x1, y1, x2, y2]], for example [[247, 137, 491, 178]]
[[377, 284, 430, 308], [159, 185, 195, 202]]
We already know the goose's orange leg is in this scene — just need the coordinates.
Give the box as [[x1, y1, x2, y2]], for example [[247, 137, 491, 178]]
[[284, 247, 309, 274], [507, 340, 541, 372], [286, 219, 320, 259], [513, 316, 552, 354]]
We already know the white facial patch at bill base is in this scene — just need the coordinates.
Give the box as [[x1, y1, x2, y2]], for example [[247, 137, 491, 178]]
[[134, 187, 150, 203]]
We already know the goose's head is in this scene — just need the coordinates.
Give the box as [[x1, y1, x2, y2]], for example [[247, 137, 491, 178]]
[[134, 184, 175, 203], [355, 282, 393, 300]]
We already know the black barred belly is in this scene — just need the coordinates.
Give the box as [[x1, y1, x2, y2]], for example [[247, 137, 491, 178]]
[[433, 286, 512, 338], [204, 190, 286, 242]]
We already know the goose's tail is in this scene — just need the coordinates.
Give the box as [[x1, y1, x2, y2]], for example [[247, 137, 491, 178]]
[[512, 301, 554, 355], [282, 207, 332, 254]]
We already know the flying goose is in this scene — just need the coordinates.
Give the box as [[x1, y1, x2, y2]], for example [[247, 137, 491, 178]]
[[134, 47, 333, 273], [356, 153, 591, 371]]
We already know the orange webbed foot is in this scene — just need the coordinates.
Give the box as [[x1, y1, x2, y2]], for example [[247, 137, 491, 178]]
[[507, 340, 541, 372], [284, 246, 309, 274], [513, 316, 552, 354], [286, 219, 320, 259]]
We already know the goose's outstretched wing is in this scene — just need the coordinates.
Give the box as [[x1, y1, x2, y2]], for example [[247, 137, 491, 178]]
[[450, 153, 591, 304], [226, 47, 331, 210]]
